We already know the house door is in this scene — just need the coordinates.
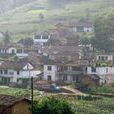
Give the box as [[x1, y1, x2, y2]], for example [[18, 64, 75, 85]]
[[12, 49, 15, 54], [48, 75, 52, 81], [72, 75, 80, 83]]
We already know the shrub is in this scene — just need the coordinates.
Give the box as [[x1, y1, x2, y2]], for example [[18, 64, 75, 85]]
[[33, 97, 74, 114]]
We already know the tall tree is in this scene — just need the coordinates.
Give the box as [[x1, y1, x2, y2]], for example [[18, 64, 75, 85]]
[[91, 15, 114, 52], [3, 31, 10, 45]]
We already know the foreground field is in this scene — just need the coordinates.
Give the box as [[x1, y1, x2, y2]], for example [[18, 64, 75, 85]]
[[0, 86, 114, 114]]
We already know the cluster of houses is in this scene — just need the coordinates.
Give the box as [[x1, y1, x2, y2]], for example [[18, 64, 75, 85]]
[[0, 43, 114, 87], [0, 18, 113, 88]]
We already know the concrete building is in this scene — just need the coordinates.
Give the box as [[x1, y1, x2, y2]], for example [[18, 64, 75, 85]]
[[44, 64, 83, 83], [87, 66, 114, 84], [0, 60, 41, 85], [96, 54, 114, 61], [33, 34, 50, 46]]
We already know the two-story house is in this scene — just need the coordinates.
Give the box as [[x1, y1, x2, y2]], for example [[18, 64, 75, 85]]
[[69, 19, 94, 33], [33, 33, 51, 46], [87, 66, 114, 84], [0, 45, 28, 58], [0, 60, 41, 85], [96, 53, 114, 62], [44, 63, 83, 84]]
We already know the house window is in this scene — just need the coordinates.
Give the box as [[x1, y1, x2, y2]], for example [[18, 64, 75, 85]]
[[72, 75, 80, 83], [106, 68, 108, 73], [113, 56, 114, 61], [98, 56, 101, 60], [64, 66, 68, 71], [9, 72, 14, 75], [48, 75, 52, 81], [101, 56, 105, 61], [17, 49, 23, 53], [72, 66, 78, 71], [63, 75, 67, 81], [0, 70, 3, 74], [72, 75, 76, 81], [11, 49, 15, 54], [17, 71, 20, 75], [4, 70, 8, 74], [76, 76, 80, 83], [47, 66, 52, 71], [92, 67, 96, 72]]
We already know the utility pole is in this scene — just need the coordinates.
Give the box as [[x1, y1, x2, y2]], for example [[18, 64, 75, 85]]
[[31, 76, 33, 114], [28, 63, 34, 114]]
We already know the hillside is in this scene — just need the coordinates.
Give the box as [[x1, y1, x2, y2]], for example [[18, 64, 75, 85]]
[[0, 0, 114, 42]]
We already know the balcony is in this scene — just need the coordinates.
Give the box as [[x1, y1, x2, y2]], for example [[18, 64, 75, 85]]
[[57, 70, 82, 75]]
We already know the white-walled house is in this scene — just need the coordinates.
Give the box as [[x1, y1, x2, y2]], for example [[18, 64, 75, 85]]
[[0, 61, 41, 85], [70, 26, 93, 33], [44, 64, 83, 83], [87, 66, 114, 84], [69, 19, 94, 33], [96, 54, 114, 61], [0, 46, 28, 58], [33, 34, 50, 46]]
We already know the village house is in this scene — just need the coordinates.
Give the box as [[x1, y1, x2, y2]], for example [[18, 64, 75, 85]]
[[33, 32, 51, 46], [43, 62, 99, 86], [87, 66, 114, 84], [43, 63, 83, 84], [0, 45, 28, 58], [0, 94, 31, 114], [95, 53, 114, 62], [0, 60, 41, 85], [69, 19, 94, 33]]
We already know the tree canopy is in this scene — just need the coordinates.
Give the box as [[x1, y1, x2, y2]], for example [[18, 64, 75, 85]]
[[33, 97, 74, 114], [91, 14, 114, 52]]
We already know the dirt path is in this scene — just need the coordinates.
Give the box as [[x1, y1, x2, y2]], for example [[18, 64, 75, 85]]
[[61, 86, 85, 95]]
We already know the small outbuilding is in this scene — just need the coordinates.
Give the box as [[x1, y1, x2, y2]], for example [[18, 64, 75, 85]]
[[0, 94, 31, 114]]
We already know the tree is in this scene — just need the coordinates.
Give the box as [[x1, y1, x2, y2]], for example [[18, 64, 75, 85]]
[[3, 31, 10, 45], [39, 13, 44, 21], [91, 15, 114, 52], [24, 38, 33, 48], [33, 97, 74, 114]]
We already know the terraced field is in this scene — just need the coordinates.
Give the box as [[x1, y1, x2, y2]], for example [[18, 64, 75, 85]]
[[0, 0, 114, 42]]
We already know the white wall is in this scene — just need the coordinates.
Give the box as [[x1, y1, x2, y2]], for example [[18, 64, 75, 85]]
[[96, 55, 114, 61], [33, 35, 50, 44], [44, 65, 57, 81], [0, 69, 41, 83], [87, 67, 114, 75], [7, 47, 17, 54], [84, 27, 93, 32], [23, 63, 34, 70]]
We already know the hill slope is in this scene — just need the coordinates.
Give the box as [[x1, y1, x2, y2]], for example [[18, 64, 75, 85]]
[[0, 0, 114, 42]]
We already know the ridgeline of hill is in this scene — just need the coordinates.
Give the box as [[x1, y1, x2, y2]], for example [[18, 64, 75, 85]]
[[0, 0, 114, 42]]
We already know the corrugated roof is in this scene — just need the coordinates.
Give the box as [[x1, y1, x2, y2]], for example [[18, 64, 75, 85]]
[[0, 94, 30, 106], [0, 61, 32, 70]]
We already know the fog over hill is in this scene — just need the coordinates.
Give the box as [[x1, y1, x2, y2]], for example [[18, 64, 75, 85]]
[[0, 0, 36, 12]]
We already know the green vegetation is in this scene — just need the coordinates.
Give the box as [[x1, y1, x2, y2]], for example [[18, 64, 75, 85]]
[[91, 14, 114, 52], [90, 85, 114, 94], [33, 97, 74, 114], [0, 86, 114, 114], [0, 0, 114, 42], [0, 86, 42, 98]]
